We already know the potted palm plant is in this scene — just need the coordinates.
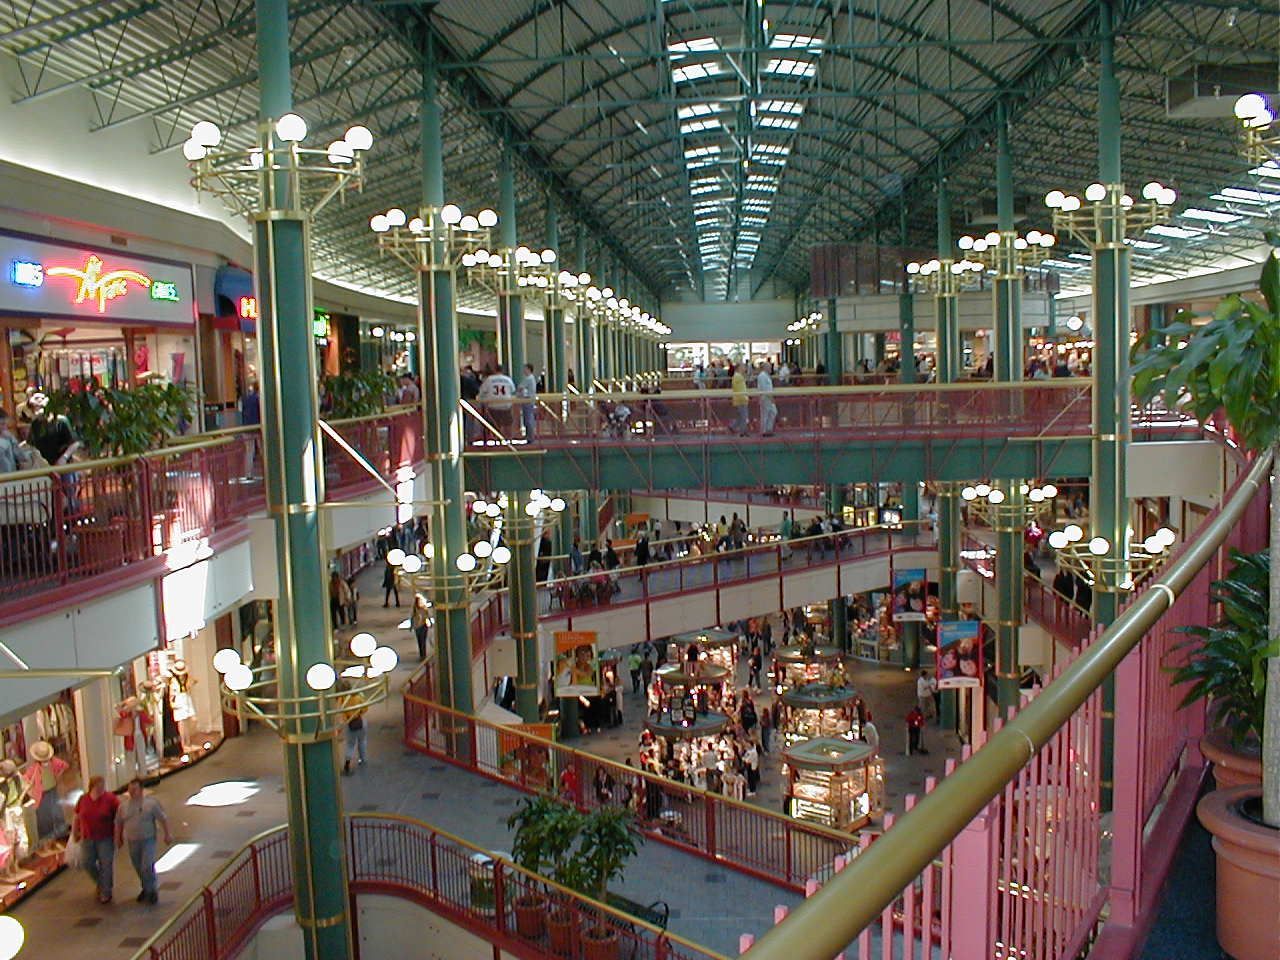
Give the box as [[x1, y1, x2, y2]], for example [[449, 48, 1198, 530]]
[[560, 806, 642, 960], [506, 796, 582, 941], [1132, 249, 1280, 960], [1171, 549, 1271, 787]]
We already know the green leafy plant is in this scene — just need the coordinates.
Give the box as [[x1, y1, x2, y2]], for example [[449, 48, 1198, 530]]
[[46, 378, 193, 457], [323, 369, 396, 419], [1172, 549, 1277, 748], [506, 794, 583, 879], [1132, 242, 1280, 827], [559, 804, 641, 904]]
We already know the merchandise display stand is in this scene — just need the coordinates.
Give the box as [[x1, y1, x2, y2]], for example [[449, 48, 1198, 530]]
[[647, 662, 731, 716], [782, 737, 884, 831], [770, 643, 850, 695], [665, 628, 741, 672], [778, 684, 862, 748]]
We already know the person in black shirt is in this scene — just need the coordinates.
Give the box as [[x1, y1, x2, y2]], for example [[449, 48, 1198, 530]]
[[535, 530, 552, 582], [603, 539, 620, 570], [26, 394, 80, 465]]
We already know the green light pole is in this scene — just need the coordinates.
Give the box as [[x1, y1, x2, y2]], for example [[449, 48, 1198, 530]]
[[497, 148, 525, 377], [545, 197, 566, 393]]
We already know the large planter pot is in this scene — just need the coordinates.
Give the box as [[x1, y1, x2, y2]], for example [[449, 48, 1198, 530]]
[[546, 908, 576, 956], [1197, 785, 1280, 960], [513, 894, 547, 939], [1201, 729, 1262, 788], [581, 926, 620, 960]]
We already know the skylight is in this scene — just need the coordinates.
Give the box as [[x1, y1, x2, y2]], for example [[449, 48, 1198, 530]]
[[1216, 186, 1280, 204], [753, 143, 790, 156], [742, 215, 767, 225], [673, 61, 726, 83], [770, 33, 822, 49], [1249, 162, 1280, 178], [755, 99, 804, 114], [683, 144, 721, 160], [764, 58, 817, 78], [678, 102, 723, 120], [1124, 238, 1165, 250], [1180, 207, 1243, 224], [759, 115, 800, 129], [668, 37, 720, 57], [681, 118, 722, 134], [1148, 224, 1205, 240], [690, 183, 724, 196]]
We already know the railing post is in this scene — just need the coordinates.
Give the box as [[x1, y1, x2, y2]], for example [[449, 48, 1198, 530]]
[[493, 860, 507, 934], [203, 888, 219, 957], [948, 801, 998, 959], [783, 822, 794, 886], [1107, 647, 1145, 927], [705, 795, 717, 859]]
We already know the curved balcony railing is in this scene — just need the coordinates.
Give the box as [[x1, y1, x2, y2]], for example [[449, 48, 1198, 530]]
[[130, 813, 725, 960]]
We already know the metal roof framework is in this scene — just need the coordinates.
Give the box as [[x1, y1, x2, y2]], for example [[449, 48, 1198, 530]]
[[2, 0, 1277, 309]]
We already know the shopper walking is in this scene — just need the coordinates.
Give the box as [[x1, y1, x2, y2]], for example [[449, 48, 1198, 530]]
[[411, 594, 432, 661], [628, 648, 643, 694], [73, 775, 119, 903], [517, 363, 539, 441], [730, 363, 749, 435], [916, 669, 936, 722], [342, 694, 368, 775], [382, 556, 400, 608], [743, 742, 760, 796], [906, 705, 928, 755], [115, 779, 171, 905], [759, 704, 773, 753], [756, 362, 777, 436], [640, 652, 655, 693], [747, 646, 763, 690]]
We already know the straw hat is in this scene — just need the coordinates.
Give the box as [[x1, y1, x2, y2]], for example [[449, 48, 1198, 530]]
[[29, 741, 54, 763]]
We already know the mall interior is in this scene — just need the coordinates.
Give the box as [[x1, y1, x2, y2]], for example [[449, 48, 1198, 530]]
[[0, 1, 1277, 959]]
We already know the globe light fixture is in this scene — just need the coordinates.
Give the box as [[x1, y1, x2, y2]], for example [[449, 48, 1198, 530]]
[[350, 633, 377, 658], [213, 648, 243, 675], [305, 663, 337, 691]]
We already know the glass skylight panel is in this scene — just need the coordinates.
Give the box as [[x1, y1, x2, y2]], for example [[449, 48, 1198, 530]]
[[764, 57, 817, 78], [684, 144, 721, 160], [755, 99, 804, 114], [742, 215, 767, 225], [1148, 224, 1204, 239], [1067, 253, 1092, 261], [678, 102, 723, 120], [1179, 207, 1243, 224], [668, 37, 720, 57], [753, 143, 790, 156], [681, 118, 722, 134], [770, 33, 822, 49], [673, 61, 726, 83], [759, 115, 800, 129], [695, 217, 721, 226], [1249, 161, 1280, 178], [1216, 186, 1280, 204], [1124, 238, 1164, 250], [690, 183, 724, 196]]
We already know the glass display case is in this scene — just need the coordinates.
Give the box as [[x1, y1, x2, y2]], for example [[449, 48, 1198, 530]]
[[779, 684, 862, 748], [666, 628, 740, 673], [782, 737, 884, 831], [771, 643, 849, 695], [648, 661, 731, 716]]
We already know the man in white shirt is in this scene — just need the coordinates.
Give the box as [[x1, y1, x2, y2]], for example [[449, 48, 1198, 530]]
[[477, 365, 517, 438], [917, 669, 937, 721], [517, 363, 538, 441], [777, 361, 790, 385], [755, 362, 777, 436]]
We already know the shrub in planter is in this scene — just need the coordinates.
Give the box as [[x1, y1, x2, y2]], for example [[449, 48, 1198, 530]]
[[506, 796, 583, 940]]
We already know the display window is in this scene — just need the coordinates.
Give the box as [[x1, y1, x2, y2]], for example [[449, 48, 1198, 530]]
[[778, 684, 863, 749], [664, 628, 739, 673], [770, 643, 849, 695], [647, 662, 730, 718], [782, 737, 883, 831]]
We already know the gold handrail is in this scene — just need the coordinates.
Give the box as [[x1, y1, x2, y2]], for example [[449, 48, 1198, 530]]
[[741, 450, 1272, 960]]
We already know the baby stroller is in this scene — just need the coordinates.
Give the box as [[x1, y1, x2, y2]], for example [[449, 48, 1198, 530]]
[[604, 402, 632, 438]]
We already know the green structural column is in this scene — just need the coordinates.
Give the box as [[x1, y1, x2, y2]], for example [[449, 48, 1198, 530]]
[[497, 148, 524, 376], [506, 498, 541, 722], [873, 333, 886, 368], [253, 1, 351, 956], [825, 298, 842, 384], [899, 205, 917, 385], [545, 199, 566, 392], [1094, 0, 1130, 808], [898, 486, 921, 669], [828, 484, 849, 651], [992, 102, 1025, 715], [1148, 302, 1166, 347], [935, 180, 962, 383]]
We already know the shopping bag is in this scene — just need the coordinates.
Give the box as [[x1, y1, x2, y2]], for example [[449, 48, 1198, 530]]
[[63, 838, 85, 869]]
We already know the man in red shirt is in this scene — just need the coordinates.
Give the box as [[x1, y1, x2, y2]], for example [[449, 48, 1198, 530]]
[[73, 775, 120, 903], [906, 706, 928, 756]]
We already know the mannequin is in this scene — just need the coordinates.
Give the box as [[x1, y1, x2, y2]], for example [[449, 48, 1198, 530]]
[[0, 760, 32, 882], [167, 659, 198, 750], [22, 741, 68, 853], [113, 696, 153, 779]]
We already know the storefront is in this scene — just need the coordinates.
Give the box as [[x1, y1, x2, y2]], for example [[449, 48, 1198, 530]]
[[0, 229, 199, 421], [202, 265, 257, 429]]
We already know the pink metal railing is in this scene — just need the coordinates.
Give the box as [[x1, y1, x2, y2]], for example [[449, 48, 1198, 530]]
[[464, 382, 1096, 448], [401, 689, 855, 893], [0, 410, 419, 615], [464, 523, 937, 657], [1023, 574, 1093, 646], [135, 814, 724, 960]]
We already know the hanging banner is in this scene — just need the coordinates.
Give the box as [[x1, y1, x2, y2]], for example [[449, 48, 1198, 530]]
[[891, 567, 928, 621], [552, 630, 601, 698], [936, 620, 984, 689]]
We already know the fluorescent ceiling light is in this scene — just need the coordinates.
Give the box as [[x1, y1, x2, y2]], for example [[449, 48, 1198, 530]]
[[764, 58, 817, 77], [1179, 207, 1242, 224]]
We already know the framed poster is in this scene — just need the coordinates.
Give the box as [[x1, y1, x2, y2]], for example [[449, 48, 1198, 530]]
[[891, 567, 928, 621], [552, 630, 601, 697], [936, 620, 984, 689]]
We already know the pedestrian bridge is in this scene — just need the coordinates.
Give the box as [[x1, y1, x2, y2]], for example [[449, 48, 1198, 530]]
[[460, 381, 1201, 490]]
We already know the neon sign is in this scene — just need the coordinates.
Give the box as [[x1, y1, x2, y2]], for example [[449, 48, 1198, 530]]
[[150, 280, 180, 302], [10, 260, 43, 287], [238, 296, 259, 320]]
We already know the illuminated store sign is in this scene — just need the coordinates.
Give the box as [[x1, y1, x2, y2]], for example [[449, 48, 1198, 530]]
[[0, 231, 195, 327], [238, 296, 259, 320]]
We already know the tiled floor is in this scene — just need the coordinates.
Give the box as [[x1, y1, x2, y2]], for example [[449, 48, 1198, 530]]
[[17, 563, 800, 960]]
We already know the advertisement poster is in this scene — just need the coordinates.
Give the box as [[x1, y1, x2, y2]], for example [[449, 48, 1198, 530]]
[[553, 630, 601, 697], [891, 567, 928, 621], [936, 620, 984, 689]]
